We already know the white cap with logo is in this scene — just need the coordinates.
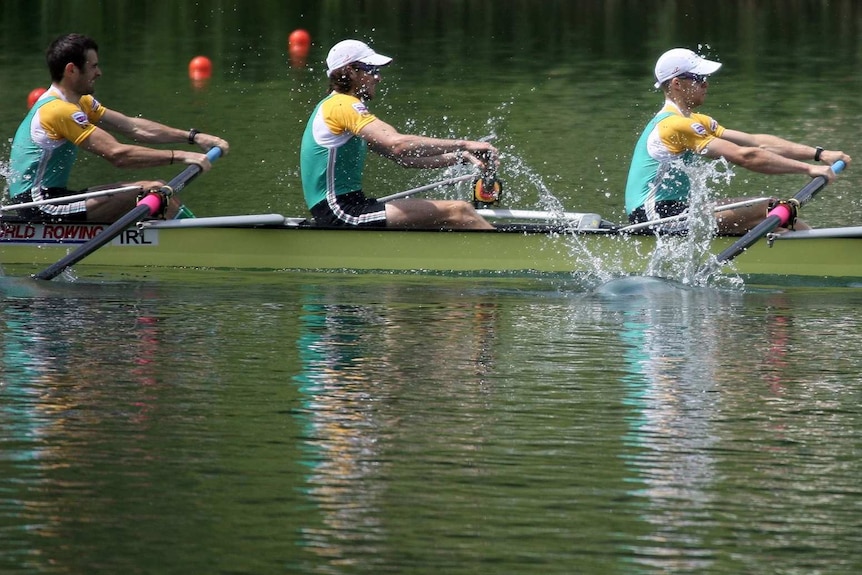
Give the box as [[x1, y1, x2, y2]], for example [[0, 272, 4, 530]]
[[653, 48, 722, 88], [325, 39, 393, 77]]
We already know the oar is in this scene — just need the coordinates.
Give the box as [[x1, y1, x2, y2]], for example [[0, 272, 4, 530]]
[[1, 185, 142, 212], [698, 160, 845, 277], [618, 197, 772, 234], [377, 173, 476, 202], [32, 146, 223, 281]]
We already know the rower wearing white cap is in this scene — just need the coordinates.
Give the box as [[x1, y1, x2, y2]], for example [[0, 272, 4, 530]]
[[625, 47, 851, 234], [300, 39, 497, 230]]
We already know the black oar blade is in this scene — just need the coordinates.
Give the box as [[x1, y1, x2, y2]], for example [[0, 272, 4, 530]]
[[32, 146, 223, 281]]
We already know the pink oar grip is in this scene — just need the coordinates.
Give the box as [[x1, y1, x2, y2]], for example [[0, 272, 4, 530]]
[[766, 203, 793, 227], [137, 193, 164, 216]]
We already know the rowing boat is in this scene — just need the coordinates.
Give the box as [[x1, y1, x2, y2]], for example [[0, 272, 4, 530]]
[[2, 210, 861, 284]]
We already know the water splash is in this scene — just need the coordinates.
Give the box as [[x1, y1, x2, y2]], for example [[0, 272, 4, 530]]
[[637, 157, 744, 288], [485, 146, 748, 288], [1, 137, 14, 205], [388, 97, 746, 289], [0, 164, 12, 213], [592, 275, 689, 299]]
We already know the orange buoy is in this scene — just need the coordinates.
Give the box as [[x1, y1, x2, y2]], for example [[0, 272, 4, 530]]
[[288, 30, 311, 68], [27, 87, 47, 109], [188, 56, 212, 80], [288, 29, 311, 54], [287, 30, 311, 68]]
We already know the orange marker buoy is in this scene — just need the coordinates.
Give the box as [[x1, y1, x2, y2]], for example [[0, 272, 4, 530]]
[[288, 29, 311, 53], [27, 87, 47, 109], [288, 29, 311, 68], [188, 56, 212, 80]]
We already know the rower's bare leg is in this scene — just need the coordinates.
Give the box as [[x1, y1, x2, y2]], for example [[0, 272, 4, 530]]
[[715, 197, 811, 234], [85, 180, 169, 222], [385, 199, 494, 230]]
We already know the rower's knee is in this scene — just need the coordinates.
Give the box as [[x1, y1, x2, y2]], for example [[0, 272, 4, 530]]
[[452, 201, 492, 229], [451, 201, 474, 219]]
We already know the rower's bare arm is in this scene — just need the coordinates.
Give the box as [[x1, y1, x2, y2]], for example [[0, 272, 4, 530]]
[[704, 137, 830, 179], [99, 109, 186, 144], [361, 119, 497, 166], [98, 109, 230, 154], [722, 129, 849, 166], [80, 127, 212, 171]]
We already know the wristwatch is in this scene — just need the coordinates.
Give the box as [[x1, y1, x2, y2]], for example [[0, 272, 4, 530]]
[[814, 146, 824, 162]]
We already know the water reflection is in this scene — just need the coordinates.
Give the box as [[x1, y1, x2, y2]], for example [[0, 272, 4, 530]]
[[608, 282, 723, 571], [0, 282, 177, 571], [293, 280, 501, 570], [602, 282, 862, 573], [2, 270, 862, 573], [294, 293, 389, 567]]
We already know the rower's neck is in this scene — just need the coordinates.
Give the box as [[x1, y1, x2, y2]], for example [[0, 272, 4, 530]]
[[665, 97, 692, 117], [52, 82, 82, 103]]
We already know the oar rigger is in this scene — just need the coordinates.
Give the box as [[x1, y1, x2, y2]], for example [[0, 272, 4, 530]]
[[137, 185, 175, 220], [766, 197, 801, 230], [472, 171, 503, 208]]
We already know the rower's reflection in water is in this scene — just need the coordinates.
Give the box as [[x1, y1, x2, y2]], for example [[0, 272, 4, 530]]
[[610, 283, 725, 572], [0, 284, 171, 566], [607, 283, 813, 571], [293, 281, 500, 567]]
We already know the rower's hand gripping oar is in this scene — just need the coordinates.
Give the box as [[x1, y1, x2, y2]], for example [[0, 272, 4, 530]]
[[698, 159, 845, 278], [32, 146, 223, 281]]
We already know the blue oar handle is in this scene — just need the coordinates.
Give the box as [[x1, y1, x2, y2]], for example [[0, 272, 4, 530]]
[[162, 146, 223, 197], [206, 146, 223, 162], [831, 159, 845, 174], [805, 159, 845, 196]]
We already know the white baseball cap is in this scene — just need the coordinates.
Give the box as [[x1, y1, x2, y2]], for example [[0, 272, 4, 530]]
[[325, 39, 392, 77], [653, 48, 722, 88]]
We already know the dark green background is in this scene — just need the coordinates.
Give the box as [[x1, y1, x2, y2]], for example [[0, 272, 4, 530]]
[[1, 0, 860, 223]]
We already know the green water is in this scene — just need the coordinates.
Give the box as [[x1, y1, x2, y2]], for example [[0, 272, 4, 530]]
[[2, 2, 862, 574], [2, 272, 862, 574]]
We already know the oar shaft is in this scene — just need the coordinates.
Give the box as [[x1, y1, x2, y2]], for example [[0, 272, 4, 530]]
[[787, 166, 839, 207], [31, 204, 153, 280], [1, 185, 142, 212], [710, 214, 783, 264], [378, 173, 475, 203]]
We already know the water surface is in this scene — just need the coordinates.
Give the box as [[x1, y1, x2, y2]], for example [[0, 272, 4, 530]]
[[2, 272, 862, 573]]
